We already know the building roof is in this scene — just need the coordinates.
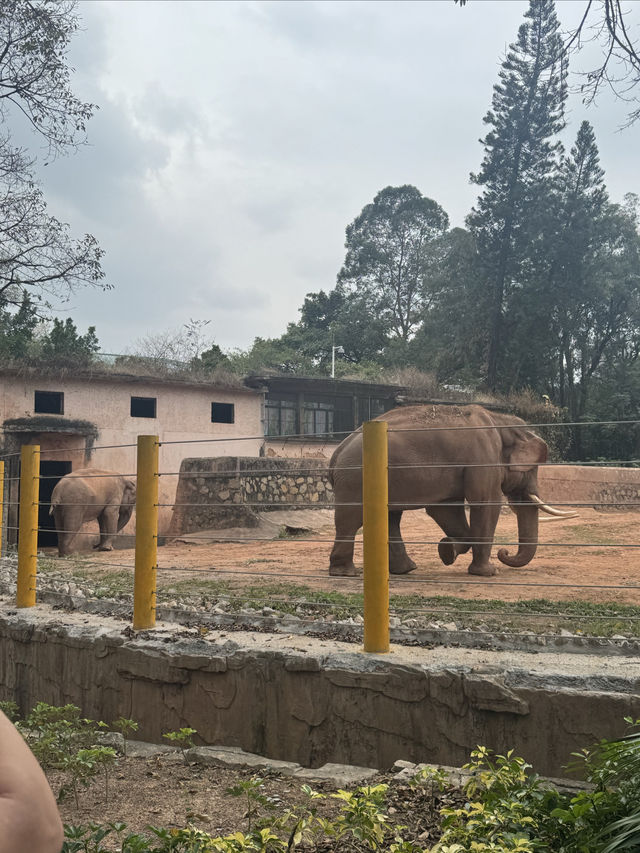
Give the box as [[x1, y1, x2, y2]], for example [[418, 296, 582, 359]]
[[244, 374, 405, 397], [0, 363, 259, 395]]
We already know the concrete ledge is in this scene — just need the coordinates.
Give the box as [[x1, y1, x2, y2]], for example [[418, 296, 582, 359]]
[[2, 604, 640, 778]]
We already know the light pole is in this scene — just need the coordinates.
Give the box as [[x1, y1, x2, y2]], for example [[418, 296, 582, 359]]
[[331, 345, 344, 378]]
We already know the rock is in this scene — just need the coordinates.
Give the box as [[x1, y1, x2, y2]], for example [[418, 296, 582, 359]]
[[294, 763, 378, 787], [187, 746, 301, 776]]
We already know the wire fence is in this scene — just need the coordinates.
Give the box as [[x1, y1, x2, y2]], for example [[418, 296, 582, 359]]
[[2, 414, 640, 645]]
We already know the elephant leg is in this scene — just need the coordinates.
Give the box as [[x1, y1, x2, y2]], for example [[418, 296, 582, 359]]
[[426, 504, 471, 566], [389, 511, 417, 574], [95, 506, 119, 551], [55, 506, 84, 557], [467, 502, 502, 577], [329, 506, 362, 577]]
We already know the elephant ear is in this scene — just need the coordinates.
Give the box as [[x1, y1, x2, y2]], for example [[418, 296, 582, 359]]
[[117, 479, 136, 531], [123, 479, 136, 505], [503, 428, 548, 472]]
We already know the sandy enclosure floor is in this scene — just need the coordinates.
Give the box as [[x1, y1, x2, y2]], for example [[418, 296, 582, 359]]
[[69, 508, 640, 605]]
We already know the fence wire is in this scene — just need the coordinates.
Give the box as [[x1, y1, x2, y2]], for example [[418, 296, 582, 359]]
[[4, 414, 640, 638]]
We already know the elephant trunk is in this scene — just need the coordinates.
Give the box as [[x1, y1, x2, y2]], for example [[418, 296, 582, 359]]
[[497, 498, 539, 568]]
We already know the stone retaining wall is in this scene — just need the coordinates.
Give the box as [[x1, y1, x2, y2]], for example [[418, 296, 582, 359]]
[[169, 457, 333, 533], [168, 459, 640, 536], [2, 609, 640, 777]]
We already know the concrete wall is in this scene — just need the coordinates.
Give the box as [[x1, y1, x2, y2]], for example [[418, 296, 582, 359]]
[[264, 438, 338, 460], [2, 609, 640, 778], [0, 373, 264, 537], [169, 459, 640, 537], [170, 457, 332, 533], [540, 465, 640, 510]]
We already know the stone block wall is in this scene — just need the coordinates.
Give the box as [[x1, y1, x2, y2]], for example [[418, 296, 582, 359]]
[[169, 456, 333, 533], [167, 459, 640, 537]]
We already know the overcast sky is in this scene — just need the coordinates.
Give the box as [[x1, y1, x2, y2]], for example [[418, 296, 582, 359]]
[[31, 0, 640, 357]]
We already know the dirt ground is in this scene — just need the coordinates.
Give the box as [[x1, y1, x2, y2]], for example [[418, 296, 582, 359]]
[[50, 753, 460, 848], [76, 507, 640, 606]]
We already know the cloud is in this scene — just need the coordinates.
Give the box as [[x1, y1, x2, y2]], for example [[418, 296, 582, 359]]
[[21, 0, 640, 357]]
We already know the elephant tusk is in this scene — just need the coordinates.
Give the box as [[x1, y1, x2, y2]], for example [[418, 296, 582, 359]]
[[508, 504, 572, 523], [527, 494, 579, 518]]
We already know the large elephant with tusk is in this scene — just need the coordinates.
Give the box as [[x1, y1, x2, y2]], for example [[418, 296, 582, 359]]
[[328, 404, 576, 578]]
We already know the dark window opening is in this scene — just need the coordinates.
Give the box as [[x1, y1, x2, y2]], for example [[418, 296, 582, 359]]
[[38, 460, 72, 547], [34, 390, 64, 415], [303, 400, 334, 436], [265, 395, 298, 437], [211, 402, 234, 424], [131, 396, 157, 418], [303, 394, 352, 438], [356, 396, 393, 428]]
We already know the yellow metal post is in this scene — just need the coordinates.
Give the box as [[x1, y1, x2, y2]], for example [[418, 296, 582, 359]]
[[133, 435, 159, 630], [362, 420, 389, 653], [17, 445, 40, 608], [0, 460, 4, 558]]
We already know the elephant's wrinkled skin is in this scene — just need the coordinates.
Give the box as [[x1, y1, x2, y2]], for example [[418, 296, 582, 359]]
[[328, 404, 570, 578], [49, 468, 136, 557]]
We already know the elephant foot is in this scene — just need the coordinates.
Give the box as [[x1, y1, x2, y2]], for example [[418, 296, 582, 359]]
[[438, 538, 457, 566], [468, 561, 498, 577], [96, 543, 114, 552], [329, 563, 361, 577], [389, 558, 417, 575]]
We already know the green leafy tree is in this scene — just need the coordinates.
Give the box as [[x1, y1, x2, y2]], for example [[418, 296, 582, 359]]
[[405, 227, 482, 383], [546, 124, 640, 421], [281, 286, 387, 372], [0, 289, 39, 360], [226, 336, 317, 376], [457, 0, 640, 127], [191, 342, 229, 373], [467, 0, 567, 390], [338, 185, 449, 348], [40, 317, 100, 366], [0, 0, 105, 316]]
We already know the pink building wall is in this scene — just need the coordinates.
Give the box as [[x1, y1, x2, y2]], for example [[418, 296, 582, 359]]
[[0, 370, 264, 540]]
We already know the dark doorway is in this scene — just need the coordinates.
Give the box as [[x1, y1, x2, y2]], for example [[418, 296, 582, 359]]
[[38, 461, 72, 547]]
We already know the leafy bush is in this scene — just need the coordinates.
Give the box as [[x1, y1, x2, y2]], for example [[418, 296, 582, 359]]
[[10, 701, 640, 852]]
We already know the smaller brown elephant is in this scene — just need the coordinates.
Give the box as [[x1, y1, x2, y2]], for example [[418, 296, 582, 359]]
[[49, 468, 136, 557]]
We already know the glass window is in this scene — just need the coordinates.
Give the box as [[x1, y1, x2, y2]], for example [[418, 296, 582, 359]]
[[370, 398, 387, 418], [303, 400, 335, 436], [356, 396, 391, 427], [34, 390, 64, 415], [211, 402, 234, 423], [265, 396, 298, 436], [130, 396, 157, 418]]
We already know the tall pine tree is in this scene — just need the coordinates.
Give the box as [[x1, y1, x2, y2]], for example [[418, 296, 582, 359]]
[[467, 0, 567, 390]]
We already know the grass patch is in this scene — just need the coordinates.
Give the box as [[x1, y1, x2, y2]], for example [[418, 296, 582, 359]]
[[152, 578, 640, 637], [13, 558, 640, 639], [545, 524, 619, 546]]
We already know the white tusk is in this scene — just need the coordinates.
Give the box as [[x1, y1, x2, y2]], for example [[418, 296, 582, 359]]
[[508, 503, 576, 521], [528, 494, 579, 518]]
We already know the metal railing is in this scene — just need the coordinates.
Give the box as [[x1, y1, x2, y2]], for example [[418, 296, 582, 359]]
[[3, 416, 640, 652]]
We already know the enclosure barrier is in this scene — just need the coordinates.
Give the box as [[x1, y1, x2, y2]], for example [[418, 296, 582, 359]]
[[6, 415, 640, 644], [17, 445, 39, 608], [0, 460, 3, 559], [133, 435, 159, 630], [362, 420, 389, 653]]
